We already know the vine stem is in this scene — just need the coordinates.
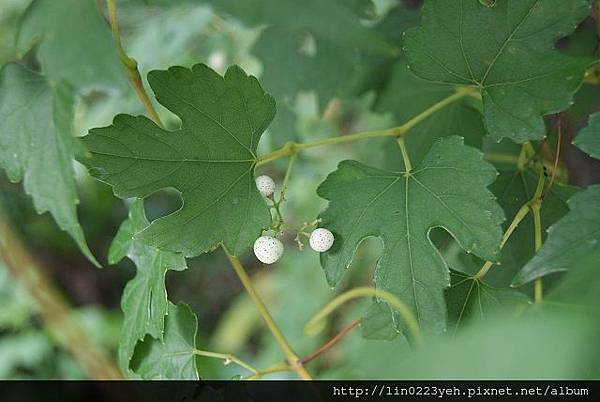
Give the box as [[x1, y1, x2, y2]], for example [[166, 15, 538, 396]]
[[105, 0, 163, 127], [256, 87, 476, 166], [531, 167, 546, 304], [475, 146, 551, 281], [304, 287, 421, 344], [192, 349, 258, 374], [243, 362, 291, 380], [0, 206, 122, 379], [300, 320, 360, 365], [224, 250, 313, 380], [474, 204, 530, 279]]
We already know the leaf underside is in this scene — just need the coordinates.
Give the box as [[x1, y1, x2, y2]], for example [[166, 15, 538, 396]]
[[108, 199, 187, 376], [0, 63, 97, 265], [16, 0, 125, 90], [131, 302, 199, 380], [317, 136, 505, 334], [405, 0, 592, 143], [80, 64, 275, 257]]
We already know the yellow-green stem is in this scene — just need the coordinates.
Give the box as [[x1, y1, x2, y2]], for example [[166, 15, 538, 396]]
[[105, 0, 162, 127], [475, 204, 530, 279], [531, 166, 545, 303], [397, 137, 413, 173], [532, 204, 544, 304], [192, 349, 258, 374], [244, 362, 291, 380], [304, 287, 421, 344], [224, 250, 312, 380], [256, 87, 475, 166]]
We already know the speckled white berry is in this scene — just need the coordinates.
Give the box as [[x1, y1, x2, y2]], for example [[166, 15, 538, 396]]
[[309, 228, 334, 252], [255, 175, 276, 198], [253, 236, 284, 264]]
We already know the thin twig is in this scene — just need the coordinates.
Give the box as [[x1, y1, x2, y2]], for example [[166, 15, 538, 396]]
[[300, 320, 359, 365]]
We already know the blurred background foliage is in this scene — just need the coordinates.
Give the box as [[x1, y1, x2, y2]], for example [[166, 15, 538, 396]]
[[0, 0, 599, 379]]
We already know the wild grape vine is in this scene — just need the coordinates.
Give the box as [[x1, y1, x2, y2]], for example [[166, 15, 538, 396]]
[[1, 0, 599, 380]]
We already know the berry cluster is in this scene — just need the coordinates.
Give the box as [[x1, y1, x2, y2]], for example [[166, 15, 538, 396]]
[[253, 175, 334, 264]]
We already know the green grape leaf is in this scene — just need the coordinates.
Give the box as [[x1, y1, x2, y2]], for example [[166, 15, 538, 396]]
[[108, 199, 187, 376], [317, 136, 505, 334], [513, 185, 600, 286], [377, 61, 484, 169], [479, 170, 577, 287], [16, 0, 125, 90], [80, 64, 274, 257], [0, 63, 97, 265], [446, 270, 530, 330], [404, 0, 592, 143], [131, 302, 199, 379], [573, 112, 600, 159]]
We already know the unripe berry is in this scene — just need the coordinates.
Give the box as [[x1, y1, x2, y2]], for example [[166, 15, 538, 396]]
[[253, 236, 284, 264], [309, 228, 334, 252], [255, 175, 276, 198]]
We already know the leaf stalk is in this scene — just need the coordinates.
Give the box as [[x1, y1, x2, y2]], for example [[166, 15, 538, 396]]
[[192, 349, 259, 374], [256, 86, 476, 166]]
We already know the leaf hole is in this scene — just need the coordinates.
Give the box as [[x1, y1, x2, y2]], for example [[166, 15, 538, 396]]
[[143, 188, 183, 222]]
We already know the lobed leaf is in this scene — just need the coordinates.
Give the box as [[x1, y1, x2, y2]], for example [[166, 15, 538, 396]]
[[81, 64, 274, 257], [16, 0, 125, 90], [0, 63, 97, 265], [109, 199, 187, 376], [131, 302, 199, 379], [405, 0, 592, 143], [317, 136, 505, 334]]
